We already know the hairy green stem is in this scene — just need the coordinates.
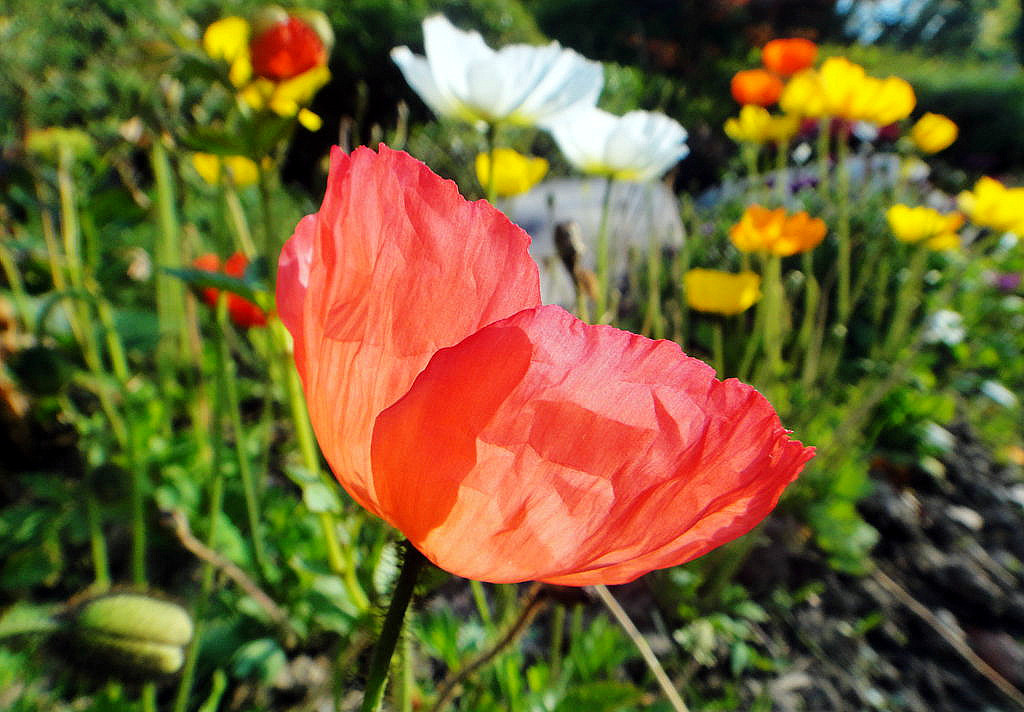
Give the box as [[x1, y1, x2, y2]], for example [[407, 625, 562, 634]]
[[360, 542, 425, 712]]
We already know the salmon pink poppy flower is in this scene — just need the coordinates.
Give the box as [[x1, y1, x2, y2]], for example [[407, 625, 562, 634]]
[[277, 145, 813, 585], [193, 252, 267, 328]]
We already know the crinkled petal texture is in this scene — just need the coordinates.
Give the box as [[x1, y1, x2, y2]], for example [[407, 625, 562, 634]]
[[277, 146, 541, 516], [279, 145, 812, 586], [371, 305, 812, 584], [390, 15, 602, 127]]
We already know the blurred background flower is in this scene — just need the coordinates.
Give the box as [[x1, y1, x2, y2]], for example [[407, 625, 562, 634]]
[[546, 108, 688, 182], [390, 14, 603, 130], [474, 148, 548, 197], [730, 204, 827, 256], [910, 112, 958, 154], [886, 204, 963, 250], [730, 68, 783, 106], [724, 105, 800, 145], [684, 268, 762, 315], [761, 38, 818, 76]]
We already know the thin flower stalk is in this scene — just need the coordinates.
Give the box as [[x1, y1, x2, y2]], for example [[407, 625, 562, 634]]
[[151, 140, 190, 397], [592, 584, 689, 712], [595, 177, 614, 322], [172, 324, 228, 712], [834, 126, 853, 325], [216, 296, 269, 578], [880, 245, 929, 357]]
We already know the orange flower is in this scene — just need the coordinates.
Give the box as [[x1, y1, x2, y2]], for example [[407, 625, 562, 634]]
[[193, 252, 267, 328], [730, 204, 827, 256], [761, 38, 817, 76], [276, 146, 813, 585], [731, 69, 783, 106], [250, 14, 328, 81]]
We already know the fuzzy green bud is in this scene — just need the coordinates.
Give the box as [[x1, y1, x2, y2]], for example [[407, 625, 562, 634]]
[[65, 593, 193, 678]]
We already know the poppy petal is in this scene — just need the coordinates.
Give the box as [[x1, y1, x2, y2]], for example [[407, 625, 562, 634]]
[[276, 145, 541, 516], [371, 304, 813, 584]]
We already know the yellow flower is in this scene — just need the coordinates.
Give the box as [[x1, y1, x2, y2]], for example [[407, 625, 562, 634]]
[[724, 105, 801, 145], [781, 58, 915, 125], [203, 16, 250, 64], [684, 269, 761, 316], [958, 177, 1024, 235], [475, 148, 549, 197], [238, 65, 330, 119], [818, 57, 868, 119], [729, 204, 827, 256], [855, 76, 915, 125], [910, 113, 958, 154], [191, 153, 260, 187], [780, 69, 827, 118], [886, 204, 963, 250]]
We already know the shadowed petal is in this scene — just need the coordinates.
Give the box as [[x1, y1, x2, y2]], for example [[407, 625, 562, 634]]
[[371, 305, 813, 584], [276, 145, 541, 515]]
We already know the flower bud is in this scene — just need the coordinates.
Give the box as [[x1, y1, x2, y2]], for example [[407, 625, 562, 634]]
[[64, 593, 193, 679]]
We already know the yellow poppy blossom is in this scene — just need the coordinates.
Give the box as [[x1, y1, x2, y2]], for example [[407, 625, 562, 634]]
[[885, 204, 962, 250], [684, 269, 761, 316], [957, 177, 1024, 235], [724, 105, 801, 145], [781, 57, 914, 125], [729, 204, 827, 256], [475, 149, 549, 197], [910, 113, 958, 154]]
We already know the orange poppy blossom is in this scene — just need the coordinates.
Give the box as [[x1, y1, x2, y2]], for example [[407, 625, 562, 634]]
[[731, 68, 784, 106], [729, 205, 828, 257], [276, 145, 813, 585], [761, 38, 818, 76], [193, 252, 267, 328]]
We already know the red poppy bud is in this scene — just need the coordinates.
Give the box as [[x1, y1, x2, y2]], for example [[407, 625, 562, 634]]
[[761, 38, 818, 76], [731, 69, 783, 106], [250, 16, 327, 81]]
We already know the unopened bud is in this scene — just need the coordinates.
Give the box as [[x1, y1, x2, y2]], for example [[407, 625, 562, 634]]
[[64, 592, 193, 679]]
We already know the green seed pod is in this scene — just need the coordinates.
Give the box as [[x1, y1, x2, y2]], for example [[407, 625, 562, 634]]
[[63, 592, 193, 679]]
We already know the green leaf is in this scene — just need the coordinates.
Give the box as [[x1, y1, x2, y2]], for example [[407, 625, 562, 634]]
[[161, 267, 261, 303]]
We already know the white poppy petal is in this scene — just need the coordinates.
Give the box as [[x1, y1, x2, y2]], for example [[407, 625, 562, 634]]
[[390, 47, 454, 118]]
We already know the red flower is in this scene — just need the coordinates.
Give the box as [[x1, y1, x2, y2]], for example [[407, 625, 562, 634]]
[[761, 38, 818, 76], [250, 16, 327, 81], [730, 69, 783, 106], [193, 252, 267, 328], [277, 146, 813, 585]]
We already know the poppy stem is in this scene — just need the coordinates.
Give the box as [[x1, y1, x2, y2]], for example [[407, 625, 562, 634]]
[[485, 123, 500, 204], [592, 584, 689, 712], [595, 176, 614, 322], [361, 541, 426, 712]]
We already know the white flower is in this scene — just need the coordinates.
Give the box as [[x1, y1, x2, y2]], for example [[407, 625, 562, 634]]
[[546, 108, 689, 182], [390, 15, 603, 128]]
